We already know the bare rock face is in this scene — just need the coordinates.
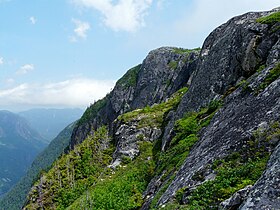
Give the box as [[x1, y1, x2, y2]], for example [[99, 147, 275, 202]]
[[130, 47, 198, 109], [178, 10, 277, 112], [111, 119, 161, 167], [219, 185, 252, 210]]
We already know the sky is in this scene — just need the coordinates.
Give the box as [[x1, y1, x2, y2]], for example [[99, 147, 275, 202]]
[[0, 0, 279, 111]]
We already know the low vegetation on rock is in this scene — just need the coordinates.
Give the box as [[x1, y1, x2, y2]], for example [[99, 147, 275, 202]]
[[257, 11, 280, 24]]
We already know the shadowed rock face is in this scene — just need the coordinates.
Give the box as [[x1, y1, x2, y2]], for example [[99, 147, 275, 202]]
[[70, 47, 199, 148]]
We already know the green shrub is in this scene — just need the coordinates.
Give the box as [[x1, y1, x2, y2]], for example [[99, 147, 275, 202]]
[[78, 96, 109, 125], [156, 134, 198, 176], [68, 142, 155, 210], [24, 126, 114, 209], [237, 79, 252, 93], [256, 64, 266, 73], [175, 187, 188, 204], [155, 100, 221, 176], [206, 99, 222, 115], [187, 155, 268, 209], [121, 155, 132, 164]]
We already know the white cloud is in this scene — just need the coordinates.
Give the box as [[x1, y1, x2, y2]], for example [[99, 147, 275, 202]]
[[30, 16, 37, 24], [72, 19, 90, 40], [16, 64, 34, 75], [72, 0, 153, 32], [0, 57, 3, 65], [0, 78, 115, 108], [0, 84, 28, 103]]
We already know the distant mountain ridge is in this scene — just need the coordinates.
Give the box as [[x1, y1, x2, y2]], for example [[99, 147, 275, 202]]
[[0, 122, 76, 209], [0, 108, 82, 206], [0, 111, 46, 197], [18, 108, 83, 142]]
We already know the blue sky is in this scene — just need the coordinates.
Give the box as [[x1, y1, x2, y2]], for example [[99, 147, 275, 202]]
[[0, 0, 279, 111]]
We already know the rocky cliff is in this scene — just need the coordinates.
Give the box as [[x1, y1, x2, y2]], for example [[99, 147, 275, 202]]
[[22, 8, 280, 210], [70, 47, 199, 147]]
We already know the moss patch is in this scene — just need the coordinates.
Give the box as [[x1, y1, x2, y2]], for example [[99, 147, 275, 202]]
[[257, 11, 280, 25], [168, 61, 178, 70], [173, 47, 201, 55], [116, 64, 141, 88], [68, 141, 155, 210], [257, 62, 280, 92], [118, 87, 188, 128]]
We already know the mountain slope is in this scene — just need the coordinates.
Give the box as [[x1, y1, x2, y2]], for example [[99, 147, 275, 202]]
[[19, 108, 83, 141], [0, 122, 75, 210], [23, 8, 280, 210], [23, 46, 199, 209], [0, 111, 46, 198]]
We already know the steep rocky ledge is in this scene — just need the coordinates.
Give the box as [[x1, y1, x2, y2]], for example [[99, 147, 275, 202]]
[[21, 8, 280, 210], [70, 47, 199, 148]]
